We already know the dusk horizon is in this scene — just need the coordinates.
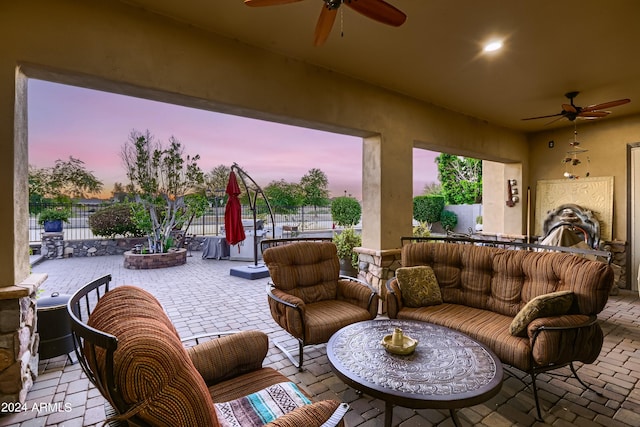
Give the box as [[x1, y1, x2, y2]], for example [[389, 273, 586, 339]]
[[28, 79, 440, 201]]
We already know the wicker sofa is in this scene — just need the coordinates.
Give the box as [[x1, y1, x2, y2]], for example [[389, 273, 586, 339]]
[[69, 279, 347, 427], [386, 242, 614, 419]]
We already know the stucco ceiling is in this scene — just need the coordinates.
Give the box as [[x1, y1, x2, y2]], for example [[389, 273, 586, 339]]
[[120, 0, 640, 133]]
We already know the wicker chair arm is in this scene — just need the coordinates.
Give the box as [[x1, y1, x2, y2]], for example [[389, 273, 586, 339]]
[[181, 331, 242, 346], [530, 315, 598, 345], [528, 314, 601, 367], [337, 276, 378, 315], [186, 330, 268, 385], [266, 283, 306, 309], [265, 400, 346, 427], [384, 277, 402, 318], [339, 275, 376, 293], [267, 284, 306, 338]]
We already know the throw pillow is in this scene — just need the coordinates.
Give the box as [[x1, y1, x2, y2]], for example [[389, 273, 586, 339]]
[[396, 266, 443, 308], [509, 290, 574, 336]]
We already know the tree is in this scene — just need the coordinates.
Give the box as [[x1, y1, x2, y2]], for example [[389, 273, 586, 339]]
[[300, 168, 330, 210], [435, 154, 482, 204], [111, 182, 136, 202], [264, 179, 301, 214], [121, 129, 204, 253], [28, 156, 104, 199], [413, 195, 444, 224], [422, 182, 442, 196], [331, 196, 361, 227], [202, 164, 231, 195]]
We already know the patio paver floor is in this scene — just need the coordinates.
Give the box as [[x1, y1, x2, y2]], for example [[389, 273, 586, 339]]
[[1, 254, 639, 426]]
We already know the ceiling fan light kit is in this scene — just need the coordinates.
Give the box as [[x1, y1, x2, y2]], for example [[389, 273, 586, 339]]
[[244, 0, 407, 46]]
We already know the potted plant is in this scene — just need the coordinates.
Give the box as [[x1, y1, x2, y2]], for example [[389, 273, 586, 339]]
[[331, 196, 362, 276], [475, 215, 483, 232], [38, 208, 71, 232], [333, 227, 361, 277]]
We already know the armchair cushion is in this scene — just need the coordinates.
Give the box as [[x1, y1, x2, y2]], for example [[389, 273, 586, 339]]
[[509, 290, 574, 336], [214, 381, 311, 426], [263, 242, 340, 303], [396, 266, 443, 308], [187, 330, 269, 385], [87, 286, 218, 427]]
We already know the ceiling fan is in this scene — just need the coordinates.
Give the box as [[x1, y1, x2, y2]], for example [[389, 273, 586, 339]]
[[522, 91, 631, 125], [244, 0, 407, 46]]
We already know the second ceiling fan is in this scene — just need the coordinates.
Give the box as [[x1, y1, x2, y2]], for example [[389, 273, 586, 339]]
[[522, 91, 631, 125], [244, 0, 407, 46]]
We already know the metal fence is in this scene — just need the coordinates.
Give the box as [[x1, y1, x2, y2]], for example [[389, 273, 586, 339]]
[[29, 202, 336, 243]]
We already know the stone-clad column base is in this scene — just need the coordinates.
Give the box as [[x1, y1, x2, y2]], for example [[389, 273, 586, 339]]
[[354, 247, 401, 314]]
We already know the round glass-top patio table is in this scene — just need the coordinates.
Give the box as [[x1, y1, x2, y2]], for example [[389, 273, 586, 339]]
[[326, 319, 503, 427]]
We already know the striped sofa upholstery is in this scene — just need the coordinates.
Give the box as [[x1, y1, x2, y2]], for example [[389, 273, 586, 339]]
[[86, 285, 344, 426], [387, 242, 614, 373]]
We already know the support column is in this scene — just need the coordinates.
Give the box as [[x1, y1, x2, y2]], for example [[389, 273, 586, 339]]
[[361, 134, 413, 250], [1, 65, 30, 287]]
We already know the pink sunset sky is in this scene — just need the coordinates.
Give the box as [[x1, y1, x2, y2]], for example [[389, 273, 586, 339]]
[[27, 79, 439, 200]]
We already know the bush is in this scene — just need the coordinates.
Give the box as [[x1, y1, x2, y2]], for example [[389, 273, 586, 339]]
[[38, 208, 71, 225], [333, 227, 362, 268], [331, 196, 361, 227], [413, 221, 431, 237], [440, 210, 458, 232], [89, 203, 145, 238], [413, 195, 445, 224]]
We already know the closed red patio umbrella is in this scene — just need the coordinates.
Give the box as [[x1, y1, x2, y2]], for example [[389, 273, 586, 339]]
[[224, 172, 246, 246]]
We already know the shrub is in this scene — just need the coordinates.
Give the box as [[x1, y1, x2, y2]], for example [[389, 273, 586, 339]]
[[440, 210, 458, 232], [413, 221, 431, 237], [331, 196, 361, 227], [89, 203, 145, 238], [333, 227, 362, 268], [38, 208, 71, 225], [413, 195, 445, 224]]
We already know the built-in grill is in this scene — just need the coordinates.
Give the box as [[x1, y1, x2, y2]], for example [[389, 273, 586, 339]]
[[540, 203, 601, 249]]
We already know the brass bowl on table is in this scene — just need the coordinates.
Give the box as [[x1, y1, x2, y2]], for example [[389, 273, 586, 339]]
[[381, 334, 418, 355]]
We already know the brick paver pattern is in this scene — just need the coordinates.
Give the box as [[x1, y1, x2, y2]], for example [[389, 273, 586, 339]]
[[1, 254, 639, 426]]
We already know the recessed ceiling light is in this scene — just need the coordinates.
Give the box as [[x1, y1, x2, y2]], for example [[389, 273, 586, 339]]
[[483, 40, 503, 53]]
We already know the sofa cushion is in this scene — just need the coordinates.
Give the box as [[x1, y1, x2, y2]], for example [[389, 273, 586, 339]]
[[509, 290, 574, 336], [396, 266, 443, 308], [87, 286, 218, 427], [215, 381, 311, 427]]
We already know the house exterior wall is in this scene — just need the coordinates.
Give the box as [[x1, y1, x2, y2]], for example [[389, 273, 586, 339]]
[[3, 0, 530, 286], [528, 115, 640, 241]]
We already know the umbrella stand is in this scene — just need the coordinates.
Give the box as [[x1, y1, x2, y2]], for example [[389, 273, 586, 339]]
[[228, 163, 276, 279]]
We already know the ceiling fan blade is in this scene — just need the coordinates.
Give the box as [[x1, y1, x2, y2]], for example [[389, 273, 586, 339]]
[[244, 0, 303, 6], [345, 0, 407, 27], [544, 115, 568, 126], [562, 103, 577, 113], [582, 98, 630, 112], [578, 111, 610, 118], [521, 112, 563, 121], [314, 6, 337, 46]]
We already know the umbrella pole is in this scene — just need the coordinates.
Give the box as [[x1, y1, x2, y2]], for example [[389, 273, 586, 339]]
[[527, 186, 531, 244], [231, 163, 276, 267], [251, 192, 258, 266]]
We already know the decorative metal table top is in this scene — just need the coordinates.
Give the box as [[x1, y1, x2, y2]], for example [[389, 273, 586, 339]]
[[327, 319, 503, 407]]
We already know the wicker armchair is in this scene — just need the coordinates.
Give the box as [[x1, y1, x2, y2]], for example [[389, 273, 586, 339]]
[[67, 275, 347, 426], [262, 241, 379, 369]]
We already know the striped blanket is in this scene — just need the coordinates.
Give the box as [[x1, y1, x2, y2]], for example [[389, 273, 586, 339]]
[[214, 382, 311, 426]]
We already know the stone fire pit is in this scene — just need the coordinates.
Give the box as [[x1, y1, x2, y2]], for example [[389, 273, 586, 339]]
[[123, 248, 187, 269]]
